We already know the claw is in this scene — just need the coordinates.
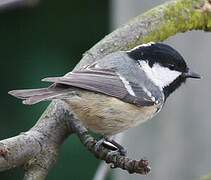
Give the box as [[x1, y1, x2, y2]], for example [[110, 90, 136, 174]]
[[94, 137, 127, 156], [102, 140, 118, 151]]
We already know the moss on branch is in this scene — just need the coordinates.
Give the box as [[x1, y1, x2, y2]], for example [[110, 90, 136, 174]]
[[76, 0, 211, 70]]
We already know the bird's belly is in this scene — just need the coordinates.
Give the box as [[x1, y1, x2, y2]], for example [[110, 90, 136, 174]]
[[65, 91, 161, 135]]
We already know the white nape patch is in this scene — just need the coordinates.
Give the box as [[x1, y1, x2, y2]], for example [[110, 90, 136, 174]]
[[138, 61, 181, 89], [118, 74, 135, 96], [128, 42, 155, 52]]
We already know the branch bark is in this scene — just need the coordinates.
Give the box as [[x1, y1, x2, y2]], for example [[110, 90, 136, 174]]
[[1, 0, 211, 179], [0, 0, 39, 11]]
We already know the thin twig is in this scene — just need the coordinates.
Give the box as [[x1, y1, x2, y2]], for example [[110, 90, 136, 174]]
[[68, 116, 151, 175]]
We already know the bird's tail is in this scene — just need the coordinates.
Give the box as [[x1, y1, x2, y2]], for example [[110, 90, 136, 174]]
[[8, 85, 69, 105]]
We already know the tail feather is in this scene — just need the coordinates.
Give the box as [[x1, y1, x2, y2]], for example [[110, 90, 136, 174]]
[[9, 88, 52, 99], [8, 87, 69, 105]]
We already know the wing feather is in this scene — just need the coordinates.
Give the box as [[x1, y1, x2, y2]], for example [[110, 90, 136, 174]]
[[42, 68, 155, 106]]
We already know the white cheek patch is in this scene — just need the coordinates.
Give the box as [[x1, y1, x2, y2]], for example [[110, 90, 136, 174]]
[[138, 61, 181, 89]]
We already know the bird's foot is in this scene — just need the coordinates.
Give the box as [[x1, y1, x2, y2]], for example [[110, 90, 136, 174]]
[[95, 137, 127, 156]]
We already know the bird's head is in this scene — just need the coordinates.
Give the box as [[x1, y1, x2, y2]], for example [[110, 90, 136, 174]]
[[127, 42, 200, 98]]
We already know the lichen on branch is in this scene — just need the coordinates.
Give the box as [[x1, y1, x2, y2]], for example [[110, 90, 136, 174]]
[[76, 0, 211, 70]]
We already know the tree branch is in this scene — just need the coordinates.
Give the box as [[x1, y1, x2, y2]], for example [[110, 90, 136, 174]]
[[0, 100, 70, 179], [0, 0, 40, 11], [1, 0, 211, 179], [75, 0, 211, 71]]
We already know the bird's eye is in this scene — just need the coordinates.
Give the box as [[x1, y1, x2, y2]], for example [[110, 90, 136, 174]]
[[168, 64, 175, 70]]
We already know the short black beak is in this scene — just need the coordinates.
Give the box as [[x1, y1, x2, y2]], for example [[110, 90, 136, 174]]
[[183, 69, 201, 79]]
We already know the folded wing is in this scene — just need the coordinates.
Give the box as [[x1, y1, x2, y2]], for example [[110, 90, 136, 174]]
[[42, 68, 156, 106]]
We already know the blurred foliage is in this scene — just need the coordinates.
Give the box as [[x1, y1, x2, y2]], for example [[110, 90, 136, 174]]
[[0, 0, 109, 179], [201, 173, 211, 180]]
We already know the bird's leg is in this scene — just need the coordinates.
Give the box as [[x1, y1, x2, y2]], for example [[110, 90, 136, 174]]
[[95, 136, 127, 156]]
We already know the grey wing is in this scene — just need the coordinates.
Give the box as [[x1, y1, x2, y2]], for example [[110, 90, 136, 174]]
[[42, 68, 156, 106]]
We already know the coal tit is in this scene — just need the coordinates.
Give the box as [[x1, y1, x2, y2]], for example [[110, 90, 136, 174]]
[[9, 42, 200, 147]]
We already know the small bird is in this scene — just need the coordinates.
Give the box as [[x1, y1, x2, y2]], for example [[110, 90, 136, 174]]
[[9, 42, 200, 153]]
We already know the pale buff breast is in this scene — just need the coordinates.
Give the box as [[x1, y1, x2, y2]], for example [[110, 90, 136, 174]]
[[64, 91, 161, 135]]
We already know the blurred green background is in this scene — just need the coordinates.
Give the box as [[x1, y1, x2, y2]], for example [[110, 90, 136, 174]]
[[0, 0, 109, 179]]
